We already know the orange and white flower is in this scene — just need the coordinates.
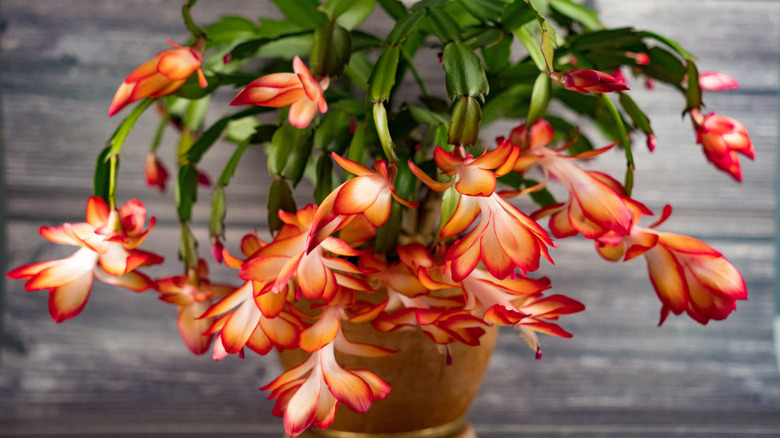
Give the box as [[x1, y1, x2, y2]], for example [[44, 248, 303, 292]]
[[7, 197, 162, 322], [155, 259, 235, 355], [306, 154, 417, 252], [231, 56, 328, 128], [109, 38, 207, 117], [507, 119, 634, 241], [362, 249, 486, 346], [596, 204, 747, 324], [409, 143, 553, 281], [404, 246, 584, 356], [264, 335, 391, 436], [442, 193, 554, 281], [409, 141, 520, 196]]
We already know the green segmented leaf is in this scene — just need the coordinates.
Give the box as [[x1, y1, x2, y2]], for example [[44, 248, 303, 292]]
[[685, 58, 703, 112], [277, 126, 314, 187], [310, 20, 353, 77], [442, 42, 488, 99], [386, 8, 425, 45], [456, 0, 510, 22], [368, 46, 401, 101], [322, 0, 377, 30], [501, 0, 536, 31], [643, 46, 687, 86], [268, 176, 297, 233], [549, 0, 601, 29], [619, 93, 651, 134], [378, 0, 408, 20], [176, 163, 199, 222], [93, 146, 112, 202], [515, 26, 546, 73], [314, 153, 334, 204], [314, 111, 352, 154], [270, 0, 325, 29], [480, 30, 512, 72], [638, 30, 694, 59], [210, 185, 226, 238], [568, 27, 641, 51], [427, 7, 461, 43]]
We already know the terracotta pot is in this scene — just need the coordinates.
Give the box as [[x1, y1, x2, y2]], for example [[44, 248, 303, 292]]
[[280, 320, 498, 437]]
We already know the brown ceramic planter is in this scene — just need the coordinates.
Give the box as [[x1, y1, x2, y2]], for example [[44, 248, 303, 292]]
[[280, 320, 498, 437]]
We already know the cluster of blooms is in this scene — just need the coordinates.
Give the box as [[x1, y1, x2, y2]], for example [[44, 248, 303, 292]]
[[8, 16, 754, 437]]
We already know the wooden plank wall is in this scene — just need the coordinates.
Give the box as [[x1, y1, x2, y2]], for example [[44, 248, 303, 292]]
[[1, 1, 779, 436]]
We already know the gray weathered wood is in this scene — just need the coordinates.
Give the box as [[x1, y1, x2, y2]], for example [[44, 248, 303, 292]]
[[1, 1, 779, 436]]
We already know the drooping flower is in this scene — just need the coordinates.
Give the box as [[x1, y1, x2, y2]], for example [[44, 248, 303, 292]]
[[362, 248, 487, 346], [109, 38, 207, 117], [230, 56, 328, 128], [145, 152, 169, 191], [698, 71, 740, 91], [596, 204, 747, 325], [690, 109, 754, 182], [201, 233, 301, 359], [444, 193, 554, 281], [264, 335, 392, 436], [507, 120, 634, 242], [7, 197, 162, 322], [239, 204, 371, 301], [155, 259, 235, 355], [403, 245, 584, 355], [550, 69, 629, 93]]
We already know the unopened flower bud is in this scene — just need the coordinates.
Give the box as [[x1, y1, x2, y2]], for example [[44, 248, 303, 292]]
[[448, 96, 482, 146], [310, 20, 352, 77]]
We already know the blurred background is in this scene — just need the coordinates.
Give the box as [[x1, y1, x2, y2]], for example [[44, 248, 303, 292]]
[[1, 1, 779, 436]]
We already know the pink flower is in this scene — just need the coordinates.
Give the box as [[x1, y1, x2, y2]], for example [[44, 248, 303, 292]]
[[698, 71, 740, 91], [230, 56, 328, 128], [144, 152, 169, 191], [109, 38, 207, 117], [551, 69, 629, 93], [691, 109, 754, 182], [7, 197, 162, 322]]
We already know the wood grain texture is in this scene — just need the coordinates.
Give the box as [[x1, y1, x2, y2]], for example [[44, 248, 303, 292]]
[[1, 1, 779, 437]]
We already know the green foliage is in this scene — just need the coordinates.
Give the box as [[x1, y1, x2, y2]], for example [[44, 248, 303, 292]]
[[427, 7, 461, 43], [549, 0, 600, 30], [442, 42, 489, 99], [310, 21, 353, 77], [322, 0, 377, 30], [368, 46, 401, 101], [456, 0, 510, 22], [176, 163, 199, 223], [117, 0, 712, 259], [271, 0, 326, 29], [268, 176, 297, 233], [386, 8, 426, 45]]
